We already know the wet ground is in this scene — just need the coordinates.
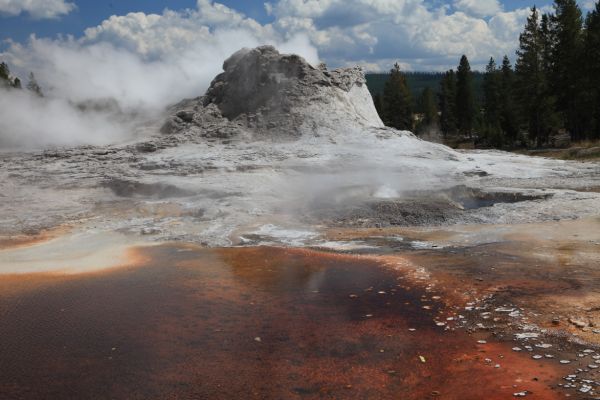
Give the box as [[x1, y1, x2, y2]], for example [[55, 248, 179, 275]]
[[326, 217, 600, 341], [0, 245, 576, 400]]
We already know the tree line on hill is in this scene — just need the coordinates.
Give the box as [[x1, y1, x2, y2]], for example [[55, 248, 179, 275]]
[[367, 72, 485, 101], [0, 62, 43, 97], [372, 0, 600, 148]]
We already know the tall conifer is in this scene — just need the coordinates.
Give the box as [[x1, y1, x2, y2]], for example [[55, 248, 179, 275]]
[[382, 63, 413, 130], [456, 55, 475, 137], [419, 87, 438, 126], [515, 7, 554, 146], [499, 56, 519, 144], [483, 57, 501, 127], [26, 72, 43, 97], [439, 70, 458, 137], [583, 1, 600, 138], [550, 0, 584, 139]]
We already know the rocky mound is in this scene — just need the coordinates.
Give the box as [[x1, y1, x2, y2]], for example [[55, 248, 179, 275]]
[[161, 46, 383, 139]]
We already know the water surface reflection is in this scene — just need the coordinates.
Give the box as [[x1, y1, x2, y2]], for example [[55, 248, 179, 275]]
[[0, 246, 565, 399]]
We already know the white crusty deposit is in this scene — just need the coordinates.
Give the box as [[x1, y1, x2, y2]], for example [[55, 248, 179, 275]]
[[0, 46, 599, 251]]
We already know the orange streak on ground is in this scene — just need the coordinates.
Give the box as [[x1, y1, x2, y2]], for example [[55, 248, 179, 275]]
[[0, 225, 72, 251], [0, 231, 157, 276], [0, 246, 150, 297]]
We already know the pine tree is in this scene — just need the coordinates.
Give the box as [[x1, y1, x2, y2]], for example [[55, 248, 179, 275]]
[[0, 62, 10, 82], [515, 6, 556, 146], [550, 0, 584, 139], [483, 57, 501, 127], [583, 1, 600, 139], [481, 57, 505, 147], [540, 14, 556, 75], [416, 87, 438, 135], [499, 56, 519, 145], [26, 72, 43, 97], [0, 62, 23, 90], [439, 69, 458, 137], [456, 55, 476, 137], [421, 87, 438, 126], [373, 92, 384, 118], [0, 62, 11, 87], [382, 63, 413, 130]]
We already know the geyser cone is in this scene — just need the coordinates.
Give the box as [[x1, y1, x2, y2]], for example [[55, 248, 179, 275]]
[[162, 46, 383, 138]]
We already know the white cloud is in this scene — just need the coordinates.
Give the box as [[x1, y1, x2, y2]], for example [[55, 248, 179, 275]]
[[582, 0, 596, 11], [453, 0, 502, 18], [488, 7, 532, 42], [81, 1, 284, 60], [0, 0, 75, 19], [264, 0, 533, 71], [266, 0, 334, 19]]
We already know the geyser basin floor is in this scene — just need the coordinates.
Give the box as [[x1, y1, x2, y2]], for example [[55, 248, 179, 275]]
[[327, 217, 600, 342], [0, 245, 574, 400]]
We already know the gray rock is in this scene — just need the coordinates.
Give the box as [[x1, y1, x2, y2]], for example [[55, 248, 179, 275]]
[[103, 178, 194, 199], [135, 142, 158, 153], [569, 317, 589, 328], [176, 110, 195, 123], [160, 116, 185, 134]]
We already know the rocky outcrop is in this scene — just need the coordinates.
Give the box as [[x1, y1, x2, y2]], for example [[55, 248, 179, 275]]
[[161, 46, 383, 139]]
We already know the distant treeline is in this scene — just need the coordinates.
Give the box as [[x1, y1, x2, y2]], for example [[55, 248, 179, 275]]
[[366, 72, 485, 102], [367, 0, 600, 149]]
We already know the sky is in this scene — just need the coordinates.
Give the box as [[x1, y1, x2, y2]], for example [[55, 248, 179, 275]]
[[1, 0, 598, 72]]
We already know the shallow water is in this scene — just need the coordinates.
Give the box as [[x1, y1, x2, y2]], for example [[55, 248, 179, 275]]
[[0, 245, 567, 399]]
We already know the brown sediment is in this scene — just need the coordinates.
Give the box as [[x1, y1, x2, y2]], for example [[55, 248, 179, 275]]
[[327, 218, 600, 340], [324, 225, 460, 244], [0, 224, 71, 251], [325, 217, 600, 246], [573, 186, 600, 193], [394, 219, 600, 344], [0, 245, 570, 399], [323, 218, 600, 393]]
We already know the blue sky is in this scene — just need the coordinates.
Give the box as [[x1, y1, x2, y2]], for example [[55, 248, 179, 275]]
[[2, 0, 558, 44], [1, 0, 597, 72]]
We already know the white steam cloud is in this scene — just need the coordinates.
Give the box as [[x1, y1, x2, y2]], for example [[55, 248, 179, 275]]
[[0, 90, 129, 148], [0, 1, 319, 149]]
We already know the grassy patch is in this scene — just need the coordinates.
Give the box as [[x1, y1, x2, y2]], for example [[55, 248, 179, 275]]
[[521, 140, 600, 160]]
